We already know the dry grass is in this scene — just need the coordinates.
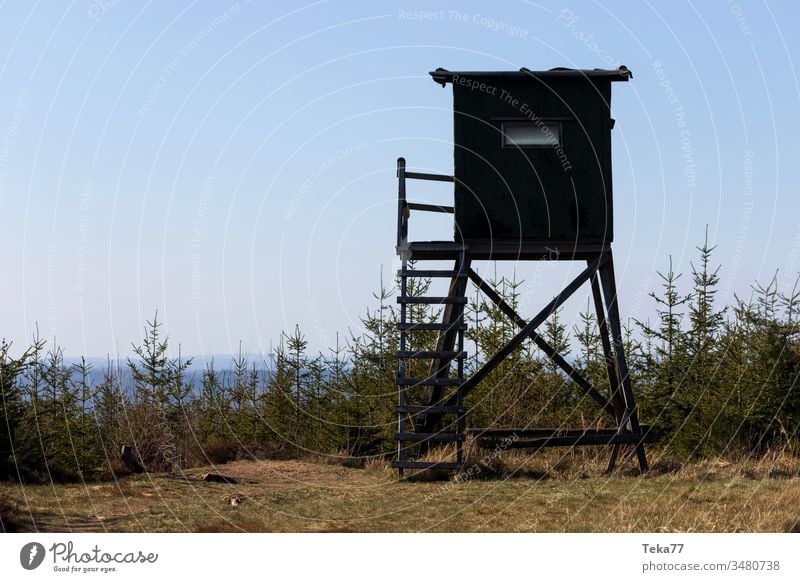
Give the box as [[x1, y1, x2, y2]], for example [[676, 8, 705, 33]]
[[1, 452, 798, 532]]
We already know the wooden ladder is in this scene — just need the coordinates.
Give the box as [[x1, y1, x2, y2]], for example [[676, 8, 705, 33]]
[[393, 250, 470, 476]]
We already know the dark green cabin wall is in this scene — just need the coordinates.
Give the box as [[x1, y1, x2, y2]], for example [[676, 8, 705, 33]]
[[452, 77, 614, 242]]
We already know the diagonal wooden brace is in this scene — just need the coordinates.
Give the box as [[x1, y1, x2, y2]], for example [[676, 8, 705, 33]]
[[467, 268, 616, 419], [449, 255, 607, 405]]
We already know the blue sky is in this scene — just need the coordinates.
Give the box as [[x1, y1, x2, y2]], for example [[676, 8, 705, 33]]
[[1, 0, 798, 357]]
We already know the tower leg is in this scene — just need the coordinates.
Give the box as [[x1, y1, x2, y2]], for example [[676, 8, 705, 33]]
[[590, 261, 625, 473], [597, 252, 649, 473], [606, 444, 621, 474], [589, 268, 626, 423]]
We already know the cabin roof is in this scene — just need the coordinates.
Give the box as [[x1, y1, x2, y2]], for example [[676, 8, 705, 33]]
[[430, 66, 632, 87]]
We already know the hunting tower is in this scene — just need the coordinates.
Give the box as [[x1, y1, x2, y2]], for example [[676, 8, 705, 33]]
[[393, 66, 650, 476]]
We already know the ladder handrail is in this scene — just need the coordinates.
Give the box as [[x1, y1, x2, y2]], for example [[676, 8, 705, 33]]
[[396, 157, 407, 249], [396, 157, 455, 251]]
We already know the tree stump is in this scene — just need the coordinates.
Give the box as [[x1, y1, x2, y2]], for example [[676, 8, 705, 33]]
[[121, 445, 145, 474], [197, 472, 238, 484]]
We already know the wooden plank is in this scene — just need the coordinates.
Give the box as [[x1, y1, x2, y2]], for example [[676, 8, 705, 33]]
[[466, 426, 651, 438], [397, 296, 467, 304], [404, 171, 455, 182], [396, 350, 467, 359], [406, 202, 454, 214], [396, 432, 465, 442], [407, 242, 468, 261], [461, 241, 609, 261], [396, 376, 462, 386], [398, 322, 467, 331], [475, 433, 649, 448], [398, 269, 467, 278], [403, 241, 611, 262], [391, 461, 461, 470]]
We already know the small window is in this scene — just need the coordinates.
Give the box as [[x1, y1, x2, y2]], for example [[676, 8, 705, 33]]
[[501, 121, 562, 147]]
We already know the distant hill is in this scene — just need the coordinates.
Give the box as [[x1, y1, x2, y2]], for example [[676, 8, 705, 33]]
[[63, 353, 274, 372], [40, 353, 279, 390]]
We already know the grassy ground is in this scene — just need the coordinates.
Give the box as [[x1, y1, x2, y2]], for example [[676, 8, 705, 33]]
[[2, 451, 799, 533]]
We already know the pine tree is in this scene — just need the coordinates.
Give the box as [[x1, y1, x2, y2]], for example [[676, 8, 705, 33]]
[[13, 332, 46, 476], [198, 358, 228, 442], [128, 312, 173, 406], [228, 344, 264, 443], [675, 233, 726, 457], [639, 257, 690, 390], [287, 326, 309, 434], [29, 341, 75, 478], [94, 356, 124, 471], [23, 327, 45, 404], [573, 304, 606, 397], [727, 276, 800, 453], [246, 361, 264, 441], [345, 276, 398, 460], [688, 232, 725, 361], [324, 333, 352, 454], [635, 256, 691, 446], [70, 357, 99, 476], [464, 273, 542, 428], [0, 340, 35, 478], [127, 312, 193, 471], [264, 334, 296, 453], [305, 352, 326, 452]]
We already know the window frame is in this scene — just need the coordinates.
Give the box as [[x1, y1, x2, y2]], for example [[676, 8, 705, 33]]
[[495, 117, 569, 149]]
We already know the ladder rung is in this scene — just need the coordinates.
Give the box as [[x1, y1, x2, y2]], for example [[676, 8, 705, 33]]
[[406, 202, 455, 214], [395, 405, 465, 414], [406, 202, 454, 214], [398, 322, 466, 331], [396, 432, 465, 442], [396, 350, 467, 359], [398, 270, 467, 278], [391, 461, 462, 470], [404, 171, 455, 183], [397, 377, 462, 386], [397, 296, 467, 305]]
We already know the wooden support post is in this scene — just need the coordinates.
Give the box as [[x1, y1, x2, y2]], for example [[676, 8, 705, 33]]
[[396, 157, 407, 478], [606, 444, 621, 474], [597, 253, 649, 473], [590, 269, 625, 421], [590, 263, 627, 473]]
